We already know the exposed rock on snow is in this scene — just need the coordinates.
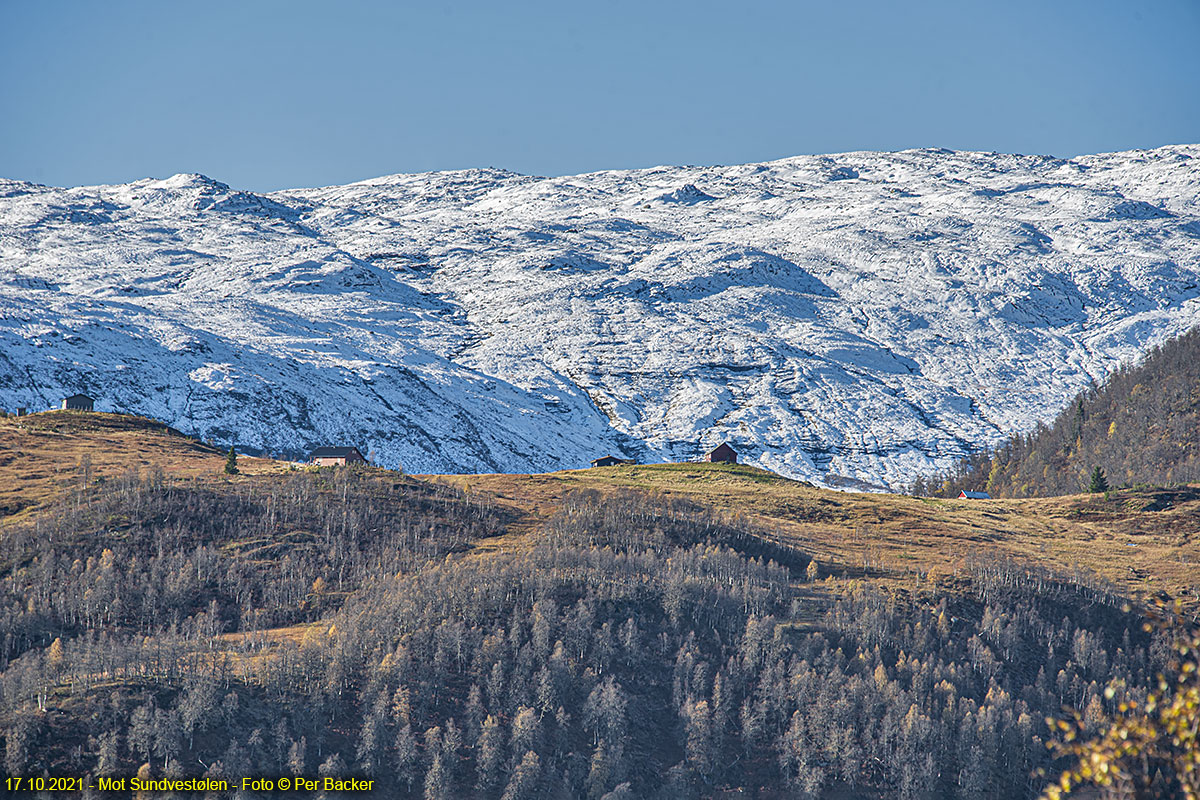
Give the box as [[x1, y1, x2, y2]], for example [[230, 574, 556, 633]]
[[654, 183, 717, 204], [2, 146, 1199, 487]]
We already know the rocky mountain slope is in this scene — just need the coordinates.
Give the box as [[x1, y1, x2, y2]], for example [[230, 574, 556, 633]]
[[2, 146, 1199, 486]]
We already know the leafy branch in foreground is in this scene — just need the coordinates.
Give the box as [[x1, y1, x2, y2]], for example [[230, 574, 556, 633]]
[[1041, 599, 1200, 800]]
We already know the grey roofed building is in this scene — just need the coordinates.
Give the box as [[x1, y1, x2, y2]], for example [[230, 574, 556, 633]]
[[590, 455, 636, 468], [309, 446, 366, 466], [62, 394, 94, 411]]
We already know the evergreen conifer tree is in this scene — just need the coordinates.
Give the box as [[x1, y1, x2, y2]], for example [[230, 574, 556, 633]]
[[224, 447, 239, 475], [1086, 465, 1108, 493]]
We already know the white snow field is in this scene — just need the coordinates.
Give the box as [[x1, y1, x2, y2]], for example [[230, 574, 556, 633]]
[[1, 146, 1198, 487]]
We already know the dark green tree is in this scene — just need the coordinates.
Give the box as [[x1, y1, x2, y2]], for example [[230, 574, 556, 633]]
[[224, 447, 239, 475], [1086, 465, 1108, 493]]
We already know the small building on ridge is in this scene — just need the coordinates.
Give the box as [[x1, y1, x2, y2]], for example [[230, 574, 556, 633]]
[[958, 490, 991, 500], [590, 455, 636, 468], [62, 394, 94, 412], [309, 446, 366, 466], [703, 443, 737, 464]]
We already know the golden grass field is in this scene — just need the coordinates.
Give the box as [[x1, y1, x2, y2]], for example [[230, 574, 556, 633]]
[[438, 462, 1200, 604], [3, 411, 1197, 606], [0, 410, 285, 523]]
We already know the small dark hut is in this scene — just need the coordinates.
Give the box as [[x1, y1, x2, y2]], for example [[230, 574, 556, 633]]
[[62, 394, 94, 412], [703, 443, 737, 464], [590, 455, 636, 468], [309, 446, 366, 466]]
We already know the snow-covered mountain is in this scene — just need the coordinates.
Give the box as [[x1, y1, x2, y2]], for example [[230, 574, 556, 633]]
[[2, 146, 1199, 487]]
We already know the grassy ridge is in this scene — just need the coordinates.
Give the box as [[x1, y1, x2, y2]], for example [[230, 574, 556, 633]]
[[2, 413, 1196, 604], [0, 411, 283, 523], [441, 462, 1200, 605]]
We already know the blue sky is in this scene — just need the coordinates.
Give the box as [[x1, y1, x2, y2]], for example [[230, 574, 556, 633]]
[[2, 0, 1198, 191]]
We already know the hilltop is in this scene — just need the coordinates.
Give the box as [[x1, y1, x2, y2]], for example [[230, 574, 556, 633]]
[[3, 145, 1200, 488], [443, 462, 1200, 604], [0, 410, 280, 523], [3, 412, 1196, 601]]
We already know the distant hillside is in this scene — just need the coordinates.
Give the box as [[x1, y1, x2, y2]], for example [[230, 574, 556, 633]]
[[914, 326, 1200, 497], [3, 145, 1200, 488]]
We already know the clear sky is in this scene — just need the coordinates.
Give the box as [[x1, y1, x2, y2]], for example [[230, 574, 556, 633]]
[[2, 0, 1198, 191]]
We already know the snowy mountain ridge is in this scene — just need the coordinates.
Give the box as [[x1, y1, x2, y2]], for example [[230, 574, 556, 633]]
[[2, 145, 1199, 487]]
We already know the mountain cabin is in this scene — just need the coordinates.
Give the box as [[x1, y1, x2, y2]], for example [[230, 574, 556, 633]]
[[704, 443, 737, 464], [958, 490, 991, 500], [62, 394, 94, 412], [590, 455, 636, 468], [309, 446, 366, 466]]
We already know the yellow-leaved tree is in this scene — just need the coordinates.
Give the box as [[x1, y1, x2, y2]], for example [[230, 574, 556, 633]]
[[1041, 600, 1200, 799]]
